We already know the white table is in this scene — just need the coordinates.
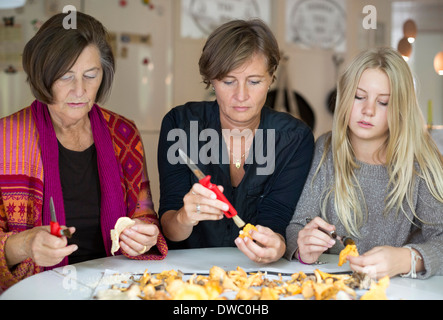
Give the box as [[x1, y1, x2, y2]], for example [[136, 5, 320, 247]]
[[1, 248, 442, 300]]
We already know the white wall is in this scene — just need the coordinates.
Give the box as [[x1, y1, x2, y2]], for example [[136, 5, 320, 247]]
[[412, 33, 443, 125]]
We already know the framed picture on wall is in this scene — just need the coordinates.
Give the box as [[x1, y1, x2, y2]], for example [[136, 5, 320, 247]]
[[181, 0, 271, 39], [286, 0, 346, 51]]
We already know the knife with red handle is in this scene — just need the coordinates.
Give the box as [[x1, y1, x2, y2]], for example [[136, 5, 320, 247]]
[[178, 149, 245, 228], [50, 197, 72, 238]]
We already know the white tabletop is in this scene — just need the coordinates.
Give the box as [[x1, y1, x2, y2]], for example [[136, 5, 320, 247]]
[[1, 247, 442, 300]]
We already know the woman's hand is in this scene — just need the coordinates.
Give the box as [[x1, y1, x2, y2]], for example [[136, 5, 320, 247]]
[[347, 246, 423, 279], [296, 217, 336, 264], [160, 183, 229, 242], [5, 226, 77, 268], [235, 225, 286, 264], [119, 219, 160, 256], [177, 183, 228, 227]]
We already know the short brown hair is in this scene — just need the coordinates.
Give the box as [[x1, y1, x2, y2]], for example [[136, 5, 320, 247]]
[[22, 11, 114, 104], [199, 19, 280, 88]]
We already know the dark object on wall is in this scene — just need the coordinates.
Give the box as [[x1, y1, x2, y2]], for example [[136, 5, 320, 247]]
[[266, 89, 315, 131], [326, 88, 337, 114], [265, 55, 315, 131], [5, 65, 17, 74], [3, 16, 14, 27], [326, 53, 344, 114]]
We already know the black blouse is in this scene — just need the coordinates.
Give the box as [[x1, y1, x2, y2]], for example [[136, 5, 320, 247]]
[[58, 141, 106, 264], [157, 101, 314, 249]]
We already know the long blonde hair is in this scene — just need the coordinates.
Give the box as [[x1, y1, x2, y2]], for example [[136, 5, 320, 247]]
[[317, 47, 443, 237]]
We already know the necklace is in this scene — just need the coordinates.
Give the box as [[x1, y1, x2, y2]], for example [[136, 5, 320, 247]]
[[222, 128, 254, 169], [231, 148, 250, 169], [224, 137, 251, 169]]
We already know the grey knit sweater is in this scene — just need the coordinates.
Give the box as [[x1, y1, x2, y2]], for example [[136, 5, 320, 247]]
[[285, 133, 443, 278]]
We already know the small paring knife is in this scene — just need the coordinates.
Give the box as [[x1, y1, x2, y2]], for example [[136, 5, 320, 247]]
[[50, 197, 72, 238], [306, 218, 355, 246]]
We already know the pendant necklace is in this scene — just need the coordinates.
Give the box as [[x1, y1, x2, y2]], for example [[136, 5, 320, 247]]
[[226, 142, 251, 169], [232, 149, 250, 169], [222, 128, 254, 170]]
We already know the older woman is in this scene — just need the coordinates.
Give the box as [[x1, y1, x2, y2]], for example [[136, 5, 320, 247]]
[[158, 19, 314, 263], [0, 12, 167, 290]]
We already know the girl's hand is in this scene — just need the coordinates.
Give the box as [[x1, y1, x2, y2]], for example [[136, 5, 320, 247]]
[[347, 246, 423, 279], [296, 217, 336, 264]]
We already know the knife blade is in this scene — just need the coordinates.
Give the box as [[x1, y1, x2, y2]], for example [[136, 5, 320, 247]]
[[50, 197, 72, 238]]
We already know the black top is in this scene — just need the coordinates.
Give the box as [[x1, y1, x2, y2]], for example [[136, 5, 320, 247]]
[[58, 141, 106, 264], [157, 101, 314, 249]]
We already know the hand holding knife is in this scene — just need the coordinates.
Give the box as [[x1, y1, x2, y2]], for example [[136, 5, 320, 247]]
[[178, 149, 246, 228], [50, 197, 72, 238], [306, 218, 354, 246]]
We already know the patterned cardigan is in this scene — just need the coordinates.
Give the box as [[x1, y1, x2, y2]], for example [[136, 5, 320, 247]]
[[0, 106, 168, 290]]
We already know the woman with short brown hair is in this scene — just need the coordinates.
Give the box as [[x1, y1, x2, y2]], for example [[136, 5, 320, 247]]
[[158, 19, 314, 264], [0, 11, 167, 290], [199, 19, 280, 88], [22, 11, 114, 105]]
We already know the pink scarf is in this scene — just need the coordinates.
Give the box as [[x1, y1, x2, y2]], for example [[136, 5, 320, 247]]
[[31, 100, 127, 269]]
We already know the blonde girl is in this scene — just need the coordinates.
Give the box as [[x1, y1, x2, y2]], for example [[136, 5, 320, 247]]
[[286, 47, 443, 279]]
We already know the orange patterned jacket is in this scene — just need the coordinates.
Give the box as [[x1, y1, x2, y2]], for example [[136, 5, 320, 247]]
[[0, 106, 168, 290]]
